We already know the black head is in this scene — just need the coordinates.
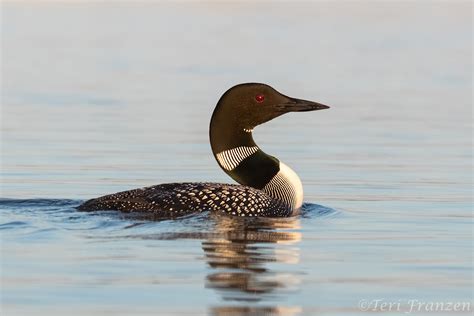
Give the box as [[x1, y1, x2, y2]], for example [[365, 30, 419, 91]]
[[211, 83, 329, 131]]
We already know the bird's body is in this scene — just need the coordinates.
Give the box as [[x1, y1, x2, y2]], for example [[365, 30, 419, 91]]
[[78, 182, 293, 217], [78, 83, 329, 217]]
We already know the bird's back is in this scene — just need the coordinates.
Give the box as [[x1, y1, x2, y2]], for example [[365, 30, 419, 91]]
[[78, 183, 292, 218]]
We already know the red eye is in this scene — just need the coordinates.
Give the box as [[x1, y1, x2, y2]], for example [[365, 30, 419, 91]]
[[255, 94, 265, 103]]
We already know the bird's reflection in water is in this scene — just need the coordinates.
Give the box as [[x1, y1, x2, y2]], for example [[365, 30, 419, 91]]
[[205, 215, 302, 316], [119, 212, 304, 316], [210, 306, 302, 316]]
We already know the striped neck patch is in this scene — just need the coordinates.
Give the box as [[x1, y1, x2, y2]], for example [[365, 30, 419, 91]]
[[216, 146, 259, 171]]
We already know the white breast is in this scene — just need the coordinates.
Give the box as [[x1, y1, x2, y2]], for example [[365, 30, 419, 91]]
[[263, 161, 304, 212]]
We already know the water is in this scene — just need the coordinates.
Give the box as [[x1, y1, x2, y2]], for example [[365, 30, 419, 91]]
[[1, 2, 472, 316]]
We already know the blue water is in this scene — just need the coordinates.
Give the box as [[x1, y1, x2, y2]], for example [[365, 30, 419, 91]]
[[1, 2, 472, 316]]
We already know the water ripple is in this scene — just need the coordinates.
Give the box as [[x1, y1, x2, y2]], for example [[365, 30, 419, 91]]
[[0, 221, 30, 229]]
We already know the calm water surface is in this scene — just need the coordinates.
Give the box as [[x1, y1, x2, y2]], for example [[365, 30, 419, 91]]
[[1, 2, 472, 316]]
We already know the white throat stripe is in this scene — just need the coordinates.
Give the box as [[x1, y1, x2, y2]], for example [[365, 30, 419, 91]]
[[216, 146, 259, 171]]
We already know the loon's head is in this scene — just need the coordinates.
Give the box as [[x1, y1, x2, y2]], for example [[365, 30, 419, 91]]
[[209, 83, 330, 210], [212, 83, 329, 131]]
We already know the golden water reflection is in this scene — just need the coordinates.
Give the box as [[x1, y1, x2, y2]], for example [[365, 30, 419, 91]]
[[205, 215, 302, 314], [121, 213, 304, 314], [210, 306, 303, 316]]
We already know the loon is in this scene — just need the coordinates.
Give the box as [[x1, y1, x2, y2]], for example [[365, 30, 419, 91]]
[[78, 83, 329, 217]]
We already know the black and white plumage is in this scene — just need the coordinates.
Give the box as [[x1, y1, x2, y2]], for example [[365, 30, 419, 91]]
[[216, 146, 259, 171], [79, 183, 291, 217], [78, 83, 329, 217]]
